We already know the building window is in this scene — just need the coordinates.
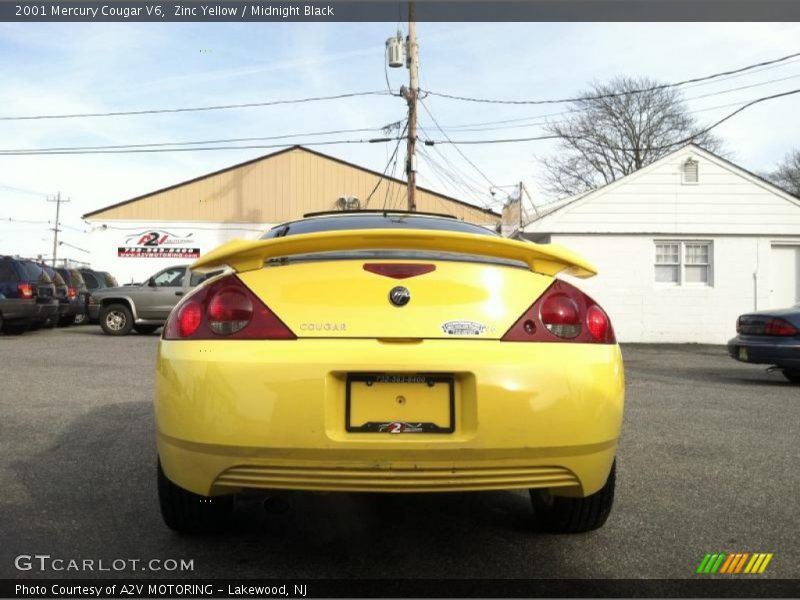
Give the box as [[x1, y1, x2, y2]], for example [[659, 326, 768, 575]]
[[682, 158, 699, 184], [654, 241, 713, 286], [655, 242, 680, 283]]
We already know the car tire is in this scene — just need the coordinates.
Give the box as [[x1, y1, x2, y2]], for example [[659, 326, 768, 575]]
[[782, 370, 800, 384], [530, 460, 616, 533], [73, 313, 87, 325], [57, 315, 75, 327], [28, 320, 43, 331], [157, 459, 233, 534], [134, 324, 160, 335], [99, 304, 134, 336], [43, 315, 56, 329]]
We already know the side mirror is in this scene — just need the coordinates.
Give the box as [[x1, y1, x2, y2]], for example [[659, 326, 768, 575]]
[[147, 277, 156, 287]]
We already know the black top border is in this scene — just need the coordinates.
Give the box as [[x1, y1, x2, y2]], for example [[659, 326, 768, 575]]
[[3, 0, 800, 23]]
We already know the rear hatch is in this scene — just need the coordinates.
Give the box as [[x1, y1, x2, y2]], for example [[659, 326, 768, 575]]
[[193, 228, 597, 340], [50, 271, 69, 302], [20, 261, 55, 302], [240, 257, 553, 339]]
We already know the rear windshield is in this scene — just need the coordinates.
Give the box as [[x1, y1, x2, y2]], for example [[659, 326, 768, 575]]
[[0, 261, 18, 282], [41, 266, 63, 285], [70, 270, 85, 286], [261, 213, 498, 239], [81, 271, 99, 289], [20, 261, 51, 283]]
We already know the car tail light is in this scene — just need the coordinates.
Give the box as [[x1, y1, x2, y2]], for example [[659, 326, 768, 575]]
[[177, 302, 202, 338], [17, 283, 33, 299], [502, 279, 615, 344], [764, 317, 798, 336], [363, 263, 436, 279], [163, 274, 296, 341], [67, 287, 77, 299], [207, 288, 253, 335]]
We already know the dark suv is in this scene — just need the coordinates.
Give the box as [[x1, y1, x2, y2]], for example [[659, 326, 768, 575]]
[[54, 267, 88, 326], [0, 257, 59, 334]]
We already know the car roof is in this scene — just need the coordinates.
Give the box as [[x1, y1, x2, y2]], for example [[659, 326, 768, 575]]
[[302, 209, 458, 220]]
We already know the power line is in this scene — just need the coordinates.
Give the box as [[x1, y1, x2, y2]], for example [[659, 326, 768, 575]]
[[0, 126, 395, 153], [0, 183, 51, 196], [0, 91, 390, 121], [418, 97, 499, 190], [417, 145, 494, 207], [422, 87, 800, 152], [419, 125, 490, 192], [0, 137, 402, 156], [421, 50, 800, 105], [427, 71, 800, 133], [363, 120, 408, 209], [382, 130, 404, 210], [2, 217, 87, 233]]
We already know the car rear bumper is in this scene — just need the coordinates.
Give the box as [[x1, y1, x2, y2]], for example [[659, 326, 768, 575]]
[[34, 300, 58, 322], [727, 335, 800, 369], [156, 339, 624, 498], [0, 299, 39, 321], [64, 300, 85, 317]]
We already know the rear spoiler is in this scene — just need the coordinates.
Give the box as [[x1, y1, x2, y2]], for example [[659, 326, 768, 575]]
[[191, 229, 597, 278]]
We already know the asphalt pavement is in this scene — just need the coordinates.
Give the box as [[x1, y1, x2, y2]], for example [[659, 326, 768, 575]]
[[1, 327, 798, 581]]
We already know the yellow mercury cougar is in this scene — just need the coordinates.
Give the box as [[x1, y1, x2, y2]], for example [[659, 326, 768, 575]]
[[155, 211, 624, 533]]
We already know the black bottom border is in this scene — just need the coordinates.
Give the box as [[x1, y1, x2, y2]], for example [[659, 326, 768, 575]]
[[3, 578, 800, 599]]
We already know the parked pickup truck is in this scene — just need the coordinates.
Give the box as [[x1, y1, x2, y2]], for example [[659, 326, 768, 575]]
[[89, 264, 222, 336]]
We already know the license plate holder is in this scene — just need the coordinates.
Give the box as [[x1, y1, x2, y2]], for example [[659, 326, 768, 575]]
[[345, 373, 455, 434]]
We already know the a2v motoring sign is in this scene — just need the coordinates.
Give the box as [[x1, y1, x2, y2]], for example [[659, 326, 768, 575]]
[[118, 230, 200, 258]]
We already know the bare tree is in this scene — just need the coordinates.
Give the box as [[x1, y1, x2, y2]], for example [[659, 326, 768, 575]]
[[765, 149, 800, 197], [539, 76, 724, 197]]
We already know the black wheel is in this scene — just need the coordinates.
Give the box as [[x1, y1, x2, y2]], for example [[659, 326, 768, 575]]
[[73, 313, 87, 325], [134, 324, 160, 335], [157, 459, 233, 533], [2, 320, 29, 335], [782, 370, 800, 384], [530, 461, 616, 533], [28, 320, 43, 331], [99, 303, 134, 336], [0, 313, 3, 332], [43, 315, 57, 329]]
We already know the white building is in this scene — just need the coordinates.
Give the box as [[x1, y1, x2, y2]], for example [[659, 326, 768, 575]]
[[521, 144, 800, 344]]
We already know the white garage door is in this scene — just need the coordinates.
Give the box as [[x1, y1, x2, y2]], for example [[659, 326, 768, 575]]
[[770, 245, 800, 308]]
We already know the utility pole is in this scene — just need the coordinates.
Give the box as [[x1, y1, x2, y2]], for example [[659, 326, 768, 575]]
[[402, 0, 418, 211], [47, 192, 69, 267]]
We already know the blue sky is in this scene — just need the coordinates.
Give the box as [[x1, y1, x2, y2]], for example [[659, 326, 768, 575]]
[[1, 21, 799, 259]]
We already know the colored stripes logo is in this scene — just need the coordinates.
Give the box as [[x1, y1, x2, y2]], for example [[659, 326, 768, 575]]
[[696, 553, 773, 574]]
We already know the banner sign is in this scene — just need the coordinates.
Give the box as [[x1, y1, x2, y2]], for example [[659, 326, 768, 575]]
[[117, 230, 200, 259]]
